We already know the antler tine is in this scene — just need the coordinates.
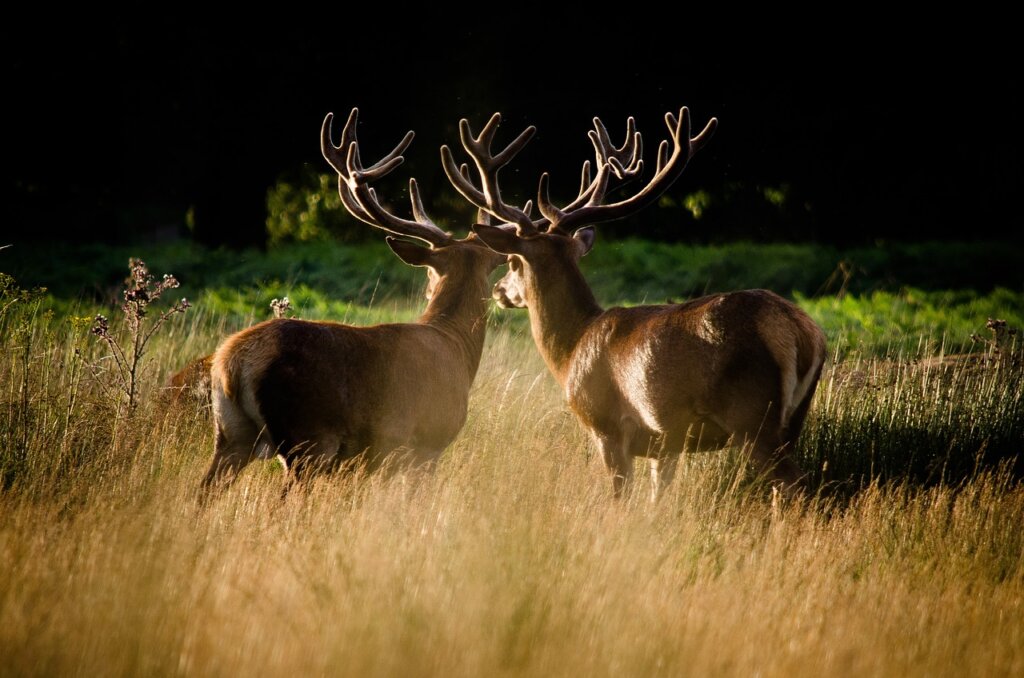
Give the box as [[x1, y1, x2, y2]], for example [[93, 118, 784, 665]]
[[459, 163, 493, 226], [544, 107, 718, 234], [322, 109, 452, 247], [359, 131, 415, 177], [578, 160, 592, 198], [321, 109, 355, 176], [537, 117, 641, 229], [441, 114, 544, 235], [592, 117, 642, 170], [656, 139, 670, 174], [323, 111, 375, 224], [585, 117, 644, 197], [407, 179, 432, 224]]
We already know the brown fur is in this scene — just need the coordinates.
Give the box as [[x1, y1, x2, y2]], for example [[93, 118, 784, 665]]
[[452, 107, 823, 499], [201, 237, 504, 494], [165, 354, 213, 410], [476, 227, 826, 499]]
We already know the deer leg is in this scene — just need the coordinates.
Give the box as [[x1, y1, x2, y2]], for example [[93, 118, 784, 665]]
[[200, 425, 258, 500], [286, 436, 342, 488], [403, 447, 443, 472], [648, 455, 679, 503], [647, 430, 686, 502], [593, 428, 634, 499], [278, 454, 297, 499], [710, 389, 804, 495], [750, 438, 804, 496], [780, 368, 822, 451]]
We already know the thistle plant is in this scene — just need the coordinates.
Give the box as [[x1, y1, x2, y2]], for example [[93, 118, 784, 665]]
[[270, 296, 292, 319], [91, 258, 191, 410], [971, 318, 1020, 365], [0, 270, 48, 488]]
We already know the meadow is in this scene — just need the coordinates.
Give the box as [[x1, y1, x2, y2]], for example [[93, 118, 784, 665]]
[[1, 240, 1022, 676]]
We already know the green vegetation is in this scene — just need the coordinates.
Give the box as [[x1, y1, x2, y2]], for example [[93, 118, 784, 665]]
[[798, 287, 1023, 356], [0, 240, 1022, 676], [266, 169, 368, 245], [10, 238, 1023, 302], [5, 239, 1021, 357], [580, 239, 1023, 301]]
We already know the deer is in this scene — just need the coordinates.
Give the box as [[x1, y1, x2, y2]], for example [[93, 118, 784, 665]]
[[441, 107, 827, 500], [200, 109, 505, 495], [166, 353, 213, 410]]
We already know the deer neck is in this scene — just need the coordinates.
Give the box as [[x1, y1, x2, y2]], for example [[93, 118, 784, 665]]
[[418, 271, 491, 376], [527, 261, 603, 387]]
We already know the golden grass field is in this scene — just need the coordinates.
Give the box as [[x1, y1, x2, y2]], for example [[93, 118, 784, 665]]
[[1, 299, 1022, 677]]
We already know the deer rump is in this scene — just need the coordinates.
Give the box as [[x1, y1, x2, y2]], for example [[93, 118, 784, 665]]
[[212, 318, 470, 469], [566, 290, 825, 458]]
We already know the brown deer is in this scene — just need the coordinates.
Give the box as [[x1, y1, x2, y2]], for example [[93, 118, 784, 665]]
[[442, 108, 826, 499], [166, 354, 213, 410], [201, 109, 505, 494]]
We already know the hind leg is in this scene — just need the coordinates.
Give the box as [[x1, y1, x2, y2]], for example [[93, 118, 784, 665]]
[[200, 422, 262, 499], [201, 390, 267, 500], [750, 437, 804, 489], [781, 367, 823, 451], [281, 435, 343, 491], [711, 393, 804, 493], [763, 366, 824, 494]]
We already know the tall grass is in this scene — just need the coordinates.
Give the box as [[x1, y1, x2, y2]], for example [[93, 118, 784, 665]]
[[1, 284, 1022, 676]]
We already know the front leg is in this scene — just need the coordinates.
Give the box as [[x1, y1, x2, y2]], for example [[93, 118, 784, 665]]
[[646, 430, 686, 502], [592, 425, 635, 499]]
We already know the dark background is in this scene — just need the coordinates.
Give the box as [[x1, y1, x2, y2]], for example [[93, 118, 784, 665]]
[[5, 20, 1020, 248]]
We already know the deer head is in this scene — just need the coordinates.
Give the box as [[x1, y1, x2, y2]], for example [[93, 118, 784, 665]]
[[322, 108, 505, 301]]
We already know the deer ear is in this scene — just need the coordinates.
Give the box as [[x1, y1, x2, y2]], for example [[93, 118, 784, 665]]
[[386, 237, 434, 267], [472, 224, 524, 255], [572, 226, 596, 256]]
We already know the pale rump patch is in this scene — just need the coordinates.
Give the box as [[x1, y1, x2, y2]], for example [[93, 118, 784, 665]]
[[211, 322, 279, 447], [756, 308, 826, 428], [211, 388, 273, 459], [779, 343, 799, 425], [790, 329, 824, 420]]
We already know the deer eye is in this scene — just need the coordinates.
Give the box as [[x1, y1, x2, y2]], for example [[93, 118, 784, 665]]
[[508, 256, 522, 272]]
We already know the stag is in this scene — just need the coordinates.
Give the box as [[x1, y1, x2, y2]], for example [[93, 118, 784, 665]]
[[443, 108, 826, 499], [201, 109, 504, 494]]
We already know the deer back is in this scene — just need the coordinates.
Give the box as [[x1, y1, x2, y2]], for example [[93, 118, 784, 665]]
[[565, 290, 826, 438]]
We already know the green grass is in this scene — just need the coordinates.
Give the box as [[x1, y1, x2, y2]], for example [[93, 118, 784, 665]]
[[579, 239, 1022, 301], [7, 238, 1022, 302], [4, 239, 1022, 357], [798, 287, 1024, 356]]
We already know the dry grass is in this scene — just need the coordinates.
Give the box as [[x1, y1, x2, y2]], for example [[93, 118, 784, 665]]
[[1, 306, 1022, 677]]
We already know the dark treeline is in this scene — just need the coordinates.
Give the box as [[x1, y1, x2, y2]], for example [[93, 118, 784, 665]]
[[6, 20, 1020, 248]]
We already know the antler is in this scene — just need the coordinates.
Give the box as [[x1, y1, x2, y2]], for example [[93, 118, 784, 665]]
[[322, 108, 452, 247], [539, 107, 717, 233], [552, 116, 646, 219], [441, 113, 544, 235], [443, 108, 715, 237]]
